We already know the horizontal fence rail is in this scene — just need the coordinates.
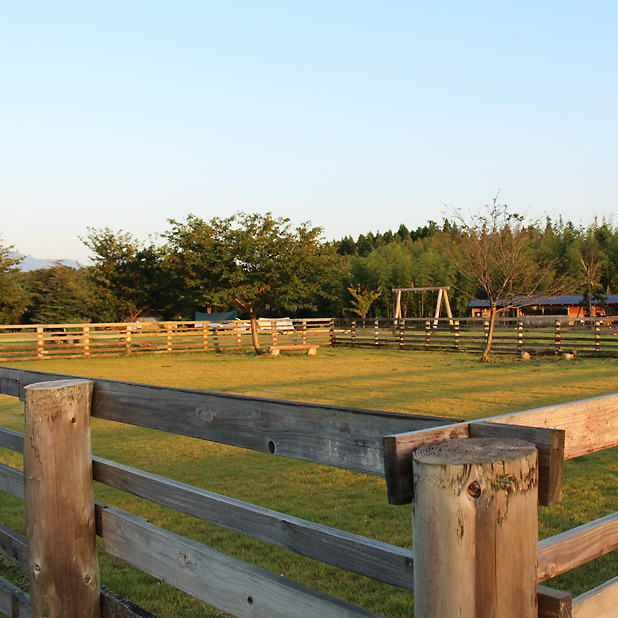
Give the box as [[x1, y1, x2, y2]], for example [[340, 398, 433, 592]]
[[332, 316, 618, 356], [0, 318, 333, 361], [1, 367, 618, 616]]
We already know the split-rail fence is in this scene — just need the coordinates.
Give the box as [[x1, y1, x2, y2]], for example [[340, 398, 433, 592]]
[[333, 316, 618, 356], [0, 319, 333, 362], [0, 367, 617, 616]]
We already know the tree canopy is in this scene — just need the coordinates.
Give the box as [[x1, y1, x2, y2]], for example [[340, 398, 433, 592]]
[[3, 209, 618, 362], [165, 212, 337, 352]]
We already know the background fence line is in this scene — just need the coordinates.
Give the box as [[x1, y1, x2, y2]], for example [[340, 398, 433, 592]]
[[0, 318, 333, 361], [333, 316, 618, 356]]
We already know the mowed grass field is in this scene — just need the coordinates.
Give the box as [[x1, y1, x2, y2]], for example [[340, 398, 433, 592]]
[[1, 347, 618, 616]]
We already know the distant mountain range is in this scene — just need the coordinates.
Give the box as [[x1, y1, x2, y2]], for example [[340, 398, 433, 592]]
[[11, 253, 82, 272]]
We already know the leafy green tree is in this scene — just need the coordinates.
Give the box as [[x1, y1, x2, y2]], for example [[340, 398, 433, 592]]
[[0, 239, 25, 324], [83, 228, 174, 322], [347, 285, 381, 319], [166, 212, 337, 353]]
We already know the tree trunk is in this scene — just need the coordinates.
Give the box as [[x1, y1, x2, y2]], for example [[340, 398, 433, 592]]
[[249, 309, 264, 355], [480, 304, 497, 363]]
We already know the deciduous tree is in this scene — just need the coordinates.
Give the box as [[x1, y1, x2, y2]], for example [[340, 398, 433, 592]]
[[447, 199, 574, 362], [166, 212, 336, 353]]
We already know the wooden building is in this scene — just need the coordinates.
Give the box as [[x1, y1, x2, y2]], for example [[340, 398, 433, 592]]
[[468, 294, 618, 319]]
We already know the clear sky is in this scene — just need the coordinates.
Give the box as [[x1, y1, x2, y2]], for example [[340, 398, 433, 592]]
[[2, 1, 617, 263]]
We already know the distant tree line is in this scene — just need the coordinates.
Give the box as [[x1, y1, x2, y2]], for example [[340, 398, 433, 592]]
[[2, 209, 618, 327]]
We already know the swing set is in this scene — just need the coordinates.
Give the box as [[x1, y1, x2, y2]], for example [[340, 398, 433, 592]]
[[392, 286, 454, 325]]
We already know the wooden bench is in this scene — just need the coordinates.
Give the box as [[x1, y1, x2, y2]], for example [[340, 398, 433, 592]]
[[268, 344, 319, 357]]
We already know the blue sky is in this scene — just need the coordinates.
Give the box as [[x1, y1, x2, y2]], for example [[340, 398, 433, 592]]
[[2, 2, 617, 263]]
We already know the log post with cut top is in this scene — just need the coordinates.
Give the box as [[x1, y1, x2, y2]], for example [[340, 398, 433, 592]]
[[412, 437, 538, 618], [24, 379, 100, 618]]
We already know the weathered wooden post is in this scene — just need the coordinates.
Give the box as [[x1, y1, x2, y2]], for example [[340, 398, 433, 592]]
[[166, 323, 173, 352], [374, 319, 379, 346], [517, 319, 524, 354], [424, 320, 431, 348], [555, 320, 562, 354], [351, 320, 356, 346], [595, 320, 601, 353], [272, 321, 278, 348], [453, 319, 460, 350], [202, 322, 209, 351], [398, 319, 405, 349], [24, 379, 100, 618], [82, 325, 90, 357], [301, 320, 307, 345], [412, 438, 538, 618], [125, 324, 132, 354], [36, 326, 44, 359]]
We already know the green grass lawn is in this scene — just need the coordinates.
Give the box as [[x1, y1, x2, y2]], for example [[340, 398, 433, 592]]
[[1, 348, 618, 616]]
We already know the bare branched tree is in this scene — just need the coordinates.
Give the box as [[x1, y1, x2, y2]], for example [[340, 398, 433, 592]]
[[446, 198, 575, 362]]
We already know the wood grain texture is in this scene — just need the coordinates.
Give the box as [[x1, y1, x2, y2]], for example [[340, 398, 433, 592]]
[[0, 523, 27, 570], [0, 576, 30, 618], [538, 512, 618, 582], [24, 379, 100, 618], [100, 506, 385, 618], [572, 575, 618, 617], [384, 421, 563, 506], [412, 438, 539, 618], [0, 428, 23, 454], [4, 368, 453, 476], [383, 391, 618, 506], [471, 422, 565, 506], [0, 525, 158, 618], [0, 463, 24, 499], [100, 586, 159, 618], [93, 457, 414, 591], [538, 586, 573, 618]]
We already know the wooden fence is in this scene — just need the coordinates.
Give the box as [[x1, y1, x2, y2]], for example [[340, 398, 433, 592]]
[[333, 316, 618, 356], [0, 318, 333, 361], [0, 367, 617, 616]]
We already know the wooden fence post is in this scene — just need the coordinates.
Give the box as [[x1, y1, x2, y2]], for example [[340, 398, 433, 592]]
[[453, 319, 460, 350], [125, 324, 131, 354], [425, 320, 431, 348], [36, 326, 44, 359], [166, 323, 173, 352], [412, 438, 538, 618], [24, 379, 100, 618], [517, 320, 524, 353], [83, 325, 90, 356], [272, 321, 278, 348], [202, 322, 209, 351], [399, 319, 405, 349], [374, 319, 379, 346], [301, 320, 307, 345], [351, 320, 356, 346], [595, 320, 601, 353], [555, 320, 562, 354]]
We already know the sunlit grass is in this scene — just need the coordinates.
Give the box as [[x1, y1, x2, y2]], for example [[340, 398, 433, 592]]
[[1, 348, 618, 616]]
